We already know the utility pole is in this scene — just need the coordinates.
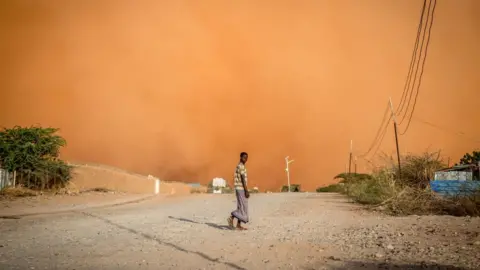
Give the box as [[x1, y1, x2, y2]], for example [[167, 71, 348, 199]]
[[389, 97, 402, 178], [348, 140, 353, 175], [354, 156, 357, 174], [285, 156, 295, 192]]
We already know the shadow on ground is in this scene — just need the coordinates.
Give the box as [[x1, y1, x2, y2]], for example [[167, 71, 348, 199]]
[[307, 260, 469, 270], [79, 212, 244, 270], [168, 216, 231, 230]]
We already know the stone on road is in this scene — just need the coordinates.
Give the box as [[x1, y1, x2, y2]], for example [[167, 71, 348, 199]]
[[0, 193, 479, 269]]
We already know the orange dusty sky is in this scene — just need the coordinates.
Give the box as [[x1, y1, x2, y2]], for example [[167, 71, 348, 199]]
[[1, 0, 479, 191]]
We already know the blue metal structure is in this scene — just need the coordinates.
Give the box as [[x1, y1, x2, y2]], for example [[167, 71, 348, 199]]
[[430, 180, 480, 196]]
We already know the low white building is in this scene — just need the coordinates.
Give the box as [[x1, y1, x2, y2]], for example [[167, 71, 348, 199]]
[[211, 177, 227, 194], [212, 177, 227, 188]]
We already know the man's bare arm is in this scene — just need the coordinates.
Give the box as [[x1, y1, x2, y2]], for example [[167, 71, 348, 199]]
[[241, 174, 248, 190]]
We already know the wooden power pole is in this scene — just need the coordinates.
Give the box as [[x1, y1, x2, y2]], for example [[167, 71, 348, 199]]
[[348, 140, 353, 175], [354, 156, 357, 174], [389, 97, 402, 178]]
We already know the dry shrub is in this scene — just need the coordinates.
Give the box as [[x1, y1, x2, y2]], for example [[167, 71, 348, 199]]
[[396, 151, 445, 188], [381, 187, 480, 217], [334, 173, 373, 183], [316, 184, 343, 193], [342, 171, 397, 205], [190, 187, 207, 194], [380, 187, 445, 215], [340, 151, 480, 217], [281, 184, 301, 192], [81, 187, 113, 193], [0, 186, 38, 198]]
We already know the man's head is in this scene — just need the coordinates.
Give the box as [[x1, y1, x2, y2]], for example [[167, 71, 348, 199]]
[[240, 152, 248, 164]]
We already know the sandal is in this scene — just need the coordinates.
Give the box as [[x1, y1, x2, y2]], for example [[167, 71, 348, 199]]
[[227, 217, 234, 229]]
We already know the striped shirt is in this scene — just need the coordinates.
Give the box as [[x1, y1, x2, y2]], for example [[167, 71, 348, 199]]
[[234, 162, 248, 190]]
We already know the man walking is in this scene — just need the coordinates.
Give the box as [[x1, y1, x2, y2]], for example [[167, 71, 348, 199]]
[[227, 152, 250, 230]]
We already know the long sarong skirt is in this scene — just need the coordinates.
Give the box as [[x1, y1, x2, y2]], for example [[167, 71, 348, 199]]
[[231, 189, 249, 223]]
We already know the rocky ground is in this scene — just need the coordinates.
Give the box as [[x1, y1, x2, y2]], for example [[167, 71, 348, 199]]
[[0, 193, 478, 269]]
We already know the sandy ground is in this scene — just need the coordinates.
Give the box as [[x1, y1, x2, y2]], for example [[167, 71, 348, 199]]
[[0, 193, 479, 270], [0, 192, 154, 217]]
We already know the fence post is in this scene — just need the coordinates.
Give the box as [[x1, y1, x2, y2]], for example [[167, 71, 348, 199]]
[[155, 179, 160, 194]]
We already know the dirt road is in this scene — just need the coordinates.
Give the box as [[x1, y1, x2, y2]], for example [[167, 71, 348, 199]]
[[0, 193, 479, 269]]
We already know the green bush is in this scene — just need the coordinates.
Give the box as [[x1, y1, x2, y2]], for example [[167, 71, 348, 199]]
[[316, 184, 343, 193], [342, 172, 397, 205], [0, 126, 72, 189]]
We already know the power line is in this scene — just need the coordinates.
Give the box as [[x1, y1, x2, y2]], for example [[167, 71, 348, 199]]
[[358, 102, 391, 158], [369, 115, 392, 158], [398, 0, 435, 125], [398, 0, 432, 123], [357, 0, 438, 160], [412, 117, 480, 143], [400, 0, 437, 135], [360, 0, 431, 160], [396, 0, 428, 115]]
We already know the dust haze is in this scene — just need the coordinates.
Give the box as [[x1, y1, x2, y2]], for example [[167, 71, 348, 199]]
[[1, 0, 479, 191]]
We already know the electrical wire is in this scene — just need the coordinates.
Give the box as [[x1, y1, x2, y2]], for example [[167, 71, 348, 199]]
[[396, 0, 428, 115], [400, 0, 437, 135], [369, 115, 392, 158], [412, 117, 480, 143], [358, 102, 391, 158], [356, 0, 438, 159], [398, 0, 434, 125]]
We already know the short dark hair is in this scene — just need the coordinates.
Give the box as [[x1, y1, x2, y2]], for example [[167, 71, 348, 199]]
[[240, 152, 248, 158]]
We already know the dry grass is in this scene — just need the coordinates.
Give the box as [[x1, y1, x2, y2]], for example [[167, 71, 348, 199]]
[[0, 186, 38, 198], [379, 187, 480, 217], [316, 183, 343, 193], [190, 187, 207, 194], [53, 182, 81, 195], [342, 171, 398, 205], [336, 151, 480, 217]]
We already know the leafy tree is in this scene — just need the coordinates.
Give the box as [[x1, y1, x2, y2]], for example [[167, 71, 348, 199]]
[[0, 126, 72, 189], [458, 151, 480, 165], [456, 151, 480, 180]]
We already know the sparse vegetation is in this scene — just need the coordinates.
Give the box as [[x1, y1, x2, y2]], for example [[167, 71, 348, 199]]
[[281, 184, 301, 192], [334, 173, 372, 183], [190, 188, 203, 194], [81, 187, 113, 193], [0, 126, 72, 190], [0, 186, 38, 198], [327, 150, 480, 217], [316, 184, 343, 193], [249, 187, 259, 193], [206, 181, 233, 194], [394, 151, 445, 188]]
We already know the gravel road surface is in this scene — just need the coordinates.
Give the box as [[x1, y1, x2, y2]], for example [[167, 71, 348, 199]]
[[0, 193, 479, 269]]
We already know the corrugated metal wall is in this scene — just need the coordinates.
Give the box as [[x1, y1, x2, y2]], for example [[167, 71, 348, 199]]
[[0, 169, 10, 190], [434, 171, 473, 181]]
